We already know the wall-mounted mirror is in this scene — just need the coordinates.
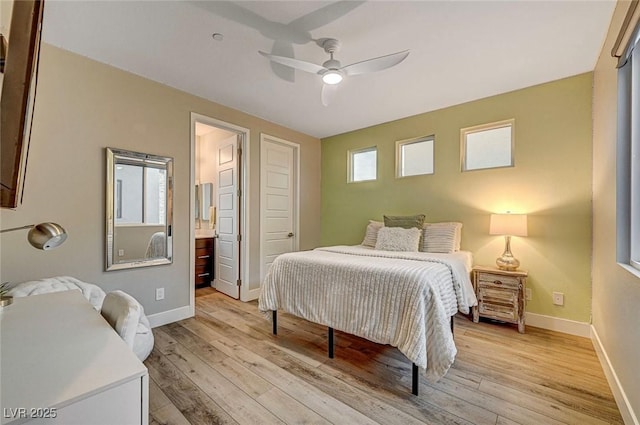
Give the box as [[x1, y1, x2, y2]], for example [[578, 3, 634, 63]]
[[200, 182, 213, 221], [106, 147, 173, 271], [195, 182, 214, 229]]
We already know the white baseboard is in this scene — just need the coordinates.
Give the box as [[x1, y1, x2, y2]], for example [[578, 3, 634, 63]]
[[524, 312, 591, 337], [591, 326, 639, 425], [240, 287, 260, 302], [148, 305, 194, 328]]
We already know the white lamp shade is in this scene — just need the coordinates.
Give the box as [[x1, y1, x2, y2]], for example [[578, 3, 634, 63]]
[[489, 214, 528, 237]]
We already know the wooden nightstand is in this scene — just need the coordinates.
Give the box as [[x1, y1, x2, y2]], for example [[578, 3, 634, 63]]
[[472, 266, 528, 333]]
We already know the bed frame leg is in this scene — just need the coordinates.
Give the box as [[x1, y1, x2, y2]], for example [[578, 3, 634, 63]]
[[412, 363, 419, 396], [328, 327, 334, 358], [451, 315, 454, 336], [272, 310, 277, 335]]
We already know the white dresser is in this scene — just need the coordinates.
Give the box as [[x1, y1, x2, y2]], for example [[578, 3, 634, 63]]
[[0, 291, 149, 425]]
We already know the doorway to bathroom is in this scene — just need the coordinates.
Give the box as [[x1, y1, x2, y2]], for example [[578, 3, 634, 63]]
[[190, 113, 249, 305]]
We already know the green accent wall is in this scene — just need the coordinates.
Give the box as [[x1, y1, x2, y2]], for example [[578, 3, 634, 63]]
[[321, 73, 593, 322]]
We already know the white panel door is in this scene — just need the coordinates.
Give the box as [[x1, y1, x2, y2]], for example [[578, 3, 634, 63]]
[[215, 135, 239, 299], [260, 136, 298, 281]]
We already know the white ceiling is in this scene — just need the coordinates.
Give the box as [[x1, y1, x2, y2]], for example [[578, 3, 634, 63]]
[[41, 0, 615, 139]]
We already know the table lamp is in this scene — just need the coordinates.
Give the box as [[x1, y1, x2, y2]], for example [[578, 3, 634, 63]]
[[489, 213, 527, 271], [0, 222, 67, 250]]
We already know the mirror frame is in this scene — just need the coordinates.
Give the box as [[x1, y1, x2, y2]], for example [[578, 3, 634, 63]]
[[105, 147, 174, 271]]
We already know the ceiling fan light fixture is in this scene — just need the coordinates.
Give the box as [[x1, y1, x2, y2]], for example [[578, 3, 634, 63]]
[[322, 70, 343, 85]]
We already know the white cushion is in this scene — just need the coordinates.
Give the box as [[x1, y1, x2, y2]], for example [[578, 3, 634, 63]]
[[133, 313, 154, 361], [101, 290, 141, 349], [361, 220, 383, 247], [421, 222, 463, 253], [374, 226, 421, 252]]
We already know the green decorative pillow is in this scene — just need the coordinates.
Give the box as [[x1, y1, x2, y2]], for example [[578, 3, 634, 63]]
[[383, 214, 426, 229]]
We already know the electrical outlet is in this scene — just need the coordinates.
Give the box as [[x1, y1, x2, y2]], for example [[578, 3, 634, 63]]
[[525, 288, 532, 301], [118, 249, 125, 257], [155, 287, 165, 301], [552, 291, 564, 306]]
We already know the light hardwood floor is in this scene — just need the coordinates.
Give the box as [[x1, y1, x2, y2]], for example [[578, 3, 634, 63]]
[[146, 289, 623, 425]]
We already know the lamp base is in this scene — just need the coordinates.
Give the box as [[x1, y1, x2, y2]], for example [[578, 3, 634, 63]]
[[496, 255, 520, 271], [496, 235, 520, 271]]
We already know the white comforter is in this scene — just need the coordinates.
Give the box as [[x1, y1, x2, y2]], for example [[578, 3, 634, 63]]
[[7, 276, 106, 311], [258, 245, 477, 382]]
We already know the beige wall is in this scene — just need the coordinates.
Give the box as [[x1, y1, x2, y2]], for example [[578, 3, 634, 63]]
[[322, 73, 594, 322], [592, 1, 640, 420], [0, 44, 321, 315]]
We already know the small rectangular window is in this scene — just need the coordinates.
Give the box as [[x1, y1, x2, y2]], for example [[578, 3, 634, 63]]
[[461, 119, 514, 171], [631, 37, 640, 271], [616, 28, 640, 272], [348, 147, 377, 182], [396, 136, 434, 178]]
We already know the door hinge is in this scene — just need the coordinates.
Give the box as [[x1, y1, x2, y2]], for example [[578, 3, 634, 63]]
[[236, 279, 242, 287], [237, 147, 242, 157], [237, 234, 241, 242], [237, 189, 242, 197]]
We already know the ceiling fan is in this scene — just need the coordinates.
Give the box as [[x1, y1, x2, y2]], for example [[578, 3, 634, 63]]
[[259, 38, 409, 106]]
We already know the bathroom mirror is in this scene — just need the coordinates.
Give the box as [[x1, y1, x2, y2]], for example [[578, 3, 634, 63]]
[[200, 182, 213, 221], [106, 147, 173, 271], [195, 182, 214, 229], [195, 184, 200, 225]]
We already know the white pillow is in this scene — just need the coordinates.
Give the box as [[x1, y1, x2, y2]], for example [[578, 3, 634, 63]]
[[375, 227, 421, 252], [361, 220, 384, 247], [421, 222, 463, 253], [101, 290, 142, 349], [133, 312, 154, 362], [7, 276, 106, 311]]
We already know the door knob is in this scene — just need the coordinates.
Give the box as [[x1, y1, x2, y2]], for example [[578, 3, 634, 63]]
[[287, 232, 294, 237]]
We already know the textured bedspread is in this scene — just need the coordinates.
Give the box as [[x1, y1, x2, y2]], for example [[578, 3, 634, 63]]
[[258, 245, 476, 381]]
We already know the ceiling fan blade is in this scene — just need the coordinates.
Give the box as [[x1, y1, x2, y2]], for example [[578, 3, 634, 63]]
[[270, 40, 296, 82], [341, 50, 410, 76], [321, 84, 338, 107], [259, 51, 326, 75]]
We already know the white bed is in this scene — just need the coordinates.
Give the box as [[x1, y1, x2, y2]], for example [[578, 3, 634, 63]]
[[258, 244, 477, 390]]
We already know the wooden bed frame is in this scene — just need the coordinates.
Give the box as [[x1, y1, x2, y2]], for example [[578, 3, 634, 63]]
[[270, 310, 455, 396]]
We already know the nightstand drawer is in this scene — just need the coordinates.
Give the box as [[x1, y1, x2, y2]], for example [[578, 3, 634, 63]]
[[479, 300, 518, 322], [477, 272, 520, 289], [478, 286, 518, 304]]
